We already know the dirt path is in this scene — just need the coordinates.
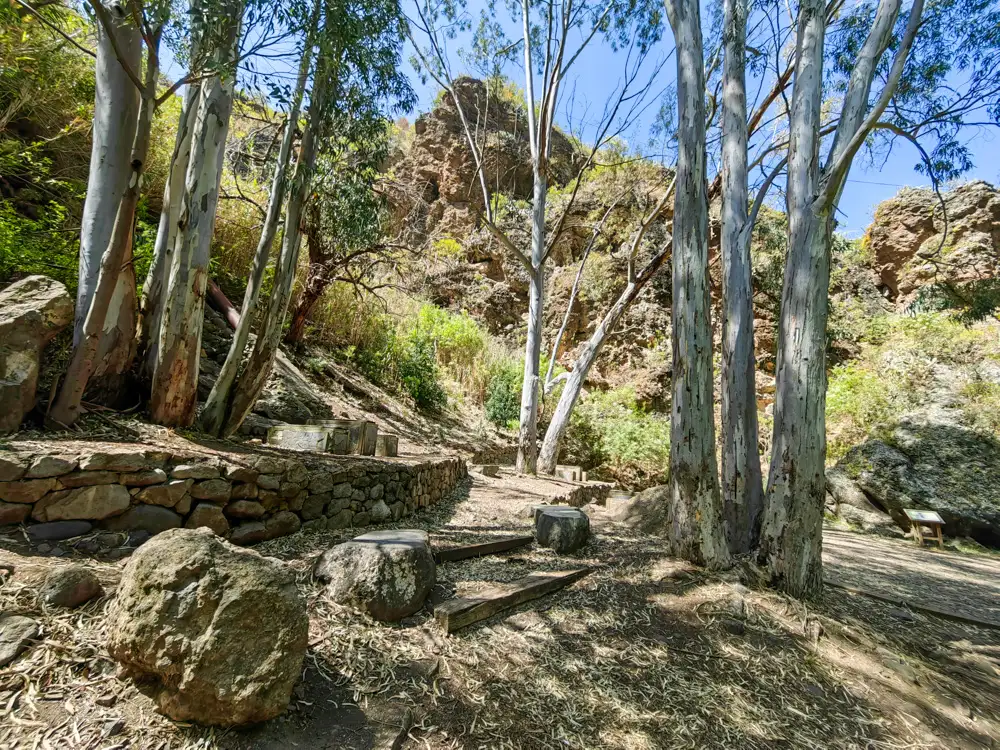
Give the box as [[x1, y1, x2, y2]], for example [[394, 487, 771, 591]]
[[2, 471, 999, 749], [823, 529, 1000, 628]]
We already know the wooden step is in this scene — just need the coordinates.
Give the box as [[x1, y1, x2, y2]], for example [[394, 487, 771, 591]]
[[433, 535, 534, 563], [434, 568, 591, 633]]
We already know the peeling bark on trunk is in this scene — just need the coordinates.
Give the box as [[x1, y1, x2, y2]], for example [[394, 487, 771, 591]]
[[537, 248, 668, 474], [760, 0, 916, 597], [50, 36, 158, 426], [150, 20, 239, 427], [139, 81, 199, 375], [219, 49, 332, 436], [664, 0, 730, 569], [720, 0, 764, 555], [201, 17, 317, 436], [284, 268, 327, 346], [75, 4, 140, 401]]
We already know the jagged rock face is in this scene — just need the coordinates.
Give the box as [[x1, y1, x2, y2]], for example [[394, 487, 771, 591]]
[[390, 77, 583, 247], [865, 180, 1000, 303], [107, 528, 308, 726], [0, 275, 73, 433]]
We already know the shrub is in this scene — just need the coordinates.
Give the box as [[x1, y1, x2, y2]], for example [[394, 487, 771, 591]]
[[0, 201, 79, 291], [484, 361, 521, 429], [564, 386, 670, 490], [396, 335, 447, 410]]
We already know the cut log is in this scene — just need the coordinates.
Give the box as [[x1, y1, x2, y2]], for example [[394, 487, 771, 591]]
[[434, 568, 591, 633], [433, 535, 534, 564]]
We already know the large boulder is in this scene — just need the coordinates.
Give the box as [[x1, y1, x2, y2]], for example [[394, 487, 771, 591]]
[[107, 528, 308, 726], [834, 418, 1000, 545], [313, 530, 436, 621], [0, 276, 74, 433]]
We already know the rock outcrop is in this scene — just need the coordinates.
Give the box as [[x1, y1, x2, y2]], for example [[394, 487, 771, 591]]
[[833, 417, 1000, 545], [107, 528, 308, 725], [865, 180, 1000, 303], [39, 565, 103, 608], [314, 529, 436, 621], [0, 275, 73, 433]]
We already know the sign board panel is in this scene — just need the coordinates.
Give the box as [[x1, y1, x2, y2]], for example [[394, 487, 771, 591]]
[[904, 508, 944, 524]]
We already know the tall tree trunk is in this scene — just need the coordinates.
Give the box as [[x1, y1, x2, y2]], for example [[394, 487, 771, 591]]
[[664, 0, 730, 569], [75, 3, 140, 402], [150, 15, 239, 427], [720, 0, 764, 555], [759, 0, 917, 597], [538, 249, 669, 474], [50, 34, 158, 426], [138, 81, 200, 375], [515, 173, 546, 474], [219, 48, 332, 436], [757, 0, 828, 597], [201, 17, 317, 436]]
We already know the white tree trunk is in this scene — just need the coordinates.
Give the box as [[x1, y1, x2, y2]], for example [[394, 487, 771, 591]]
[[758, 0, 828, 596], [76, 3, 140, 399], [515, 172, 546, 474], [201, 12, 318, 436], [720, 0, 764, 555], [664, 0, 730, 569], [537, 248, 668, 474], [51, 29, 158, 425], [220, 43, 332, 436], [139, 81, 200, 375], [150, 34, 238, 426]]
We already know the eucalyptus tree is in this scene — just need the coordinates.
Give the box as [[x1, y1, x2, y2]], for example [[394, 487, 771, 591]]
[[205, 0, 415, 437], [73, 1, 140, 400], [284, 124, 395, 345], [49, 0, 173, 426], [537, 175, 675, 475], [662, 0, 729, 568], [408, 0, 664, 473], [198, 0, 322, 435], [755, 0, 987, 596]]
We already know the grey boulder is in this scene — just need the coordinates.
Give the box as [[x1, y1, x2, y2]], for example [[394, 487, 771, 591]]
[[314, 530, 435, 621], [0, 613, 39, 667], [535, 507, 590, 554], [107, 528, 308, 726], [40, 565, 103, 608]]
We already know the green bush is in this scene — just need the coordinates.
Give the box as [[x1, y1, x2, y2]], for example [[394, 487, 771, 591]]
[[0, 201, 79, 290], [484, 361, 521, 428], [565, 386, 670, 490], [397, 335, 447, 410]]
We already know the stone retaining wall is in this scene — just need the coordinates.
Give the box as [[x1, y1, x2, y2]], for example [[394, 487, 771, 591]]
[[0, 443, 467, 545]]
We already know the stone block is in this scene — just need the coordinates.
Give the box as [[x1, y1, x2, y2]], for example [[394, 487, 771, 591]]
[[230, 521, 268, 545], [535, 507, 590, 554], [102, 506, 182, 536], [327, 509, 354, 529], [33, 484, 130, 521], [0, 501, 31, 525], [375, 434, 399, 458], [300, 495, 326, 521], [121, 469, 168, 487], [185, 504, 230, 536], [265, 511, 301, 539], [0, 478, 56, 503], [171, 463, 221, 480], [257, 474, 281, 490], [231, 482, 258, 499], [26, 520, 92, 541], [26, 456, 78, 478], [225, 500, 266, 519], [190, 479, 232, 503], [136, 480, 192, 508], [0, 457, 26, 482], [223, 465, 259, 483], [267, 425, 334, 453], [79, 452, 154, 472], [57, 471, 118, 489]]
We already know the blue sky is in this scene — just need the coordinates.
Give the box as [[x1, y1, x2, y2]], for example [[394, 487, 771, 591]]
[[401, 0, 1000, 238]]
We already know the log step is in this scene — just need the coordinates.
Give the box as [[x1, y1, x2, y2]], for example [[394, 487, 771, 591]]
[[434, 568, 591, 633], [433, 535, 534, 564]]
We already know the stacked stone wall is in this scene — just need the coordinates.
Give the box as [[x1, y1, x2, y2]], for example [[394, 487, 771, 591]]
[[0, 444, 467, 544]]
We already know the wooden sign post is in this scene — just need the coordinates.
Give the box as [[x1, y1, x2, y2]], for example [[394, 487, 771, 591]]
[[904, 508, 945, 550]]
